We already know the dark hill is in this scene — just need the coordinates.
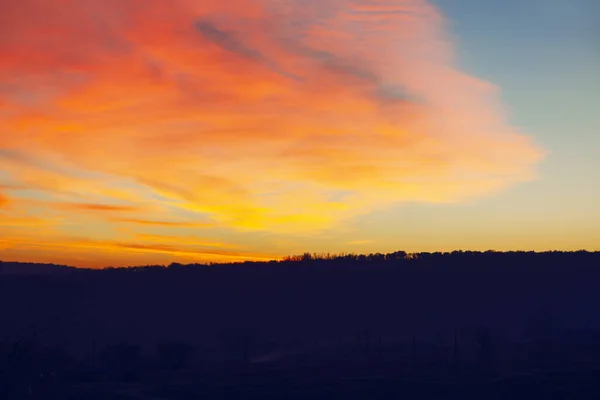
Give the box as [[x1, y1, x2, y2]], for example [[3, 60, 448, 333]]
[[2, 250, 600, 399], [0, 261, 78, 275]]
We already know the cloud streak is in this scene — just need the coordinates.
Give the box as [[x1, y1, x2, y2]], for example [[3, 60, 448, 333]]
[[0, 0, 544, 265], [194, 19, 297, 80], [0, 235, 279, 268], [53, 203, 141, 212], [114, 218, 214, 228]]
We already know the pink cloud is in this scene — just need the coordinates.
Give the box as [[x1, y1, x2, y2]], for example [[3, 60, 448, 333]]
[[0, 0, 544, 238]]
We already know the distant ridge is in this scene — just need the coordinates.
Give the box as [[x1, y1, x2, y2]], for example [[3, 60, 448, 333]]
[[0, 261, 78, 275], [1, 250, 598, 274]]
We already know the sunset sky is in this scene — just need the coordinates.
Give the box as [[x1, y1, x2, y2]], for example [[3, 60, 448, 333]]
[[1, 0, 598, 268]]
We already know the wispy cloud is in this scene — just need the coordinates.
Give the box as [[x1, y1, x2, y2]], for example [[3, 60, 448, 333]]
[[194, 19, 296, 80], [0, 0, 545, 265]]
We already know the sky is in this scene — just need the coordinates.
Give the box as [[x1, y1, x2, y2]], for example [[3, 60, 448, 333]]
[[0, 0, 598, 268]]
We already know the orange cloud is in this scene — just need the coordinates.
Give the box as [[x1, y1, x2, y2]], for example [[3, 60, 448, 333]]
[[0, 235, 278, 268], [135, 233, 238, 249], [53, 202, 140, 212], [0, 0, 544, 250], [0, 215, 56, 228], [114, 242, 253, 260], [114, 218, 214, 228], [0, 193, 8, 208]]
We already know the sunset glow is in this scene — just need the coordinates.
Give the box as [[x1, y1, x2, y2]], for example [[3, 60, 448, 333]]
[[2, 0, 596, 267]]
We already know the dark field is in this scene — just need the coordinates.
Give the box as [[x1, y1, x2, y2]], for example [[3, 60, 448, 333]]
[[2, 250, 600, 399]]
